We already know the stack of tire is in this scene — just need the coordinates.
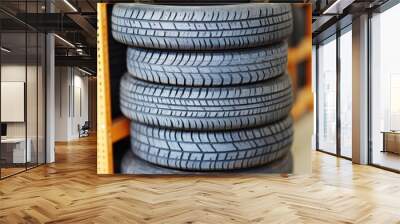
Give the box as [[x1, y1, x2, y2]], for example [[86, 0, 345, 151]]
[[112, 3, 294, 171]]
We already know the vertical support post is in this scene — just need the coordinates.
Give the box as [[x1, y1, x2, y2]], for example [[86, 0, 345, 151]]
[[46, 1, 55, 163], [352, 14, 369, 164], [314, 45, 319, 151], [336, 28, 341, 157]]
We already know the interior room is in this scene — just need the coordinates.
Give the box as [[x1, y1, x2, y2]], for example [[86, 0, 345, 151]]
[[0, 0, 96, 179], [313, 0, 400, 172], [0, 0, 399, 223], [370, 3, 400, 171], [0, 22, 46, 178], [54, 66, 96, 142]]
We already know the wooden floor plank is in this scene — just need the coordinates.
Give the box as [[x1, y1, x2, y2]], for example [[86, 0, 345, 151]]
[[0, 135, 400, 224]]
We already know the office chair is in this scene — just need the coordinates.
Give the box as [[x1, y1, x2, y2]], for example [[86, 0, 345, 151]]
[[79, 121, 90, 138]]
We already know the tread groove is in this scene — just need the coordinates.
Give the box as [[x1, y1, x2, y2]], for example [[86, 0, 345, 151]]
[[111, 3, 293, 50], [130, 117, 293, 171]]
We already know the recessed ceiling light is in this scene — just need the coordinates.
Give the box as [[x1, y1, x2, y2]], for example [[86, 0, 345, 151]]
[[323, 0, 354, 15], [1, 47, 11, 53], [78, 67, 93, 76], [63, 0, 78, 12], [54, 34, 75, 48]]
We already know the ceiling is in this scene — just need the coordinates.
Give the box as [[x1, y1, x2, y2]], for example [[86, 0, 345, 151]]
[[312, 0, 391, 40], [0, 0, 97, 74], [1, 0, 394, 73]]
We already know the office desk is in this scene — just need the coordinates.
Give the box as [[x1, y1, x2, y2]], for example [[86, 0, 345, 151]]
[[1, 138, 31, 163], [382, 131, 400, 155]]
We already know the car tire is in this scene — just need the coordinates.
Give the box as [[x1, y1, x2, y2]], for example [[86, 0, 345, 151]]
[[120, 72, 293, 130], [126, 42, 287, 86], [130, 116, 293, 171], [111, 3, 293, 50]]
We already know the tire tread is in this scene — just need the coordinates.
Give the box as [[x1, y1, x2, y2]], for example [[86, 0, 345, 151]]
[[120, 73, 293, 130], [131, 117, 293, 171], [111, 3, 293, 50], [126, 43, 288, 86]]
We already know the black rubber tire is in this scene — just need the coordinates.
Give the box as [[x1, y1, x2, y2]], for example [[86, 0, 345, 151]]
[[111, 3, 293, 50], [130, 116, 293, 171], [120, 72, 293, 131], [121, 143, 293, 174], [126, 42, 288, 87]]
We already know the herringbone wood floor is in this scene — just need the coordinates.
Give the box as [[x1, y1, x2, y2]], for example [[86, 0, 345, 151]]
[[1, 136, 400, 224]]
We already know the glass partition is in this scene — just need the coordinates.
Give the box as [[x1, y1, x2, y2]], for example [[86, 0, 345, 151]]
[[0, 31, 28, 177], [317, 35, 337, 154], [370, 4, 400, 171], [0, 1, 46, 179], [339, 27, 352, 158]]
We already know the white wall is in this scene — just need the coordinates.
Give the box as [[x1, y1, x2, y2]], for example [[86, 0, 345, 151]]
[[1, 65, 26, 139], [75, 75, 89, 119], [1, 63, 46, 164], [69, 72, 89, 139], [54, 66, 89, 141], [1, 65, 37, 138], [54, 66, 69, 141]]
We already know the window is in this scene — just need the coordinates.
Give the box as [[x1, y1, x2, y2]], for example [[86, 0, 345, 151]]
[[315, 25, 353, 159], [317, 36, 337, 154], [370, 3, 400, 171], [339, 27, 352, 158]]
